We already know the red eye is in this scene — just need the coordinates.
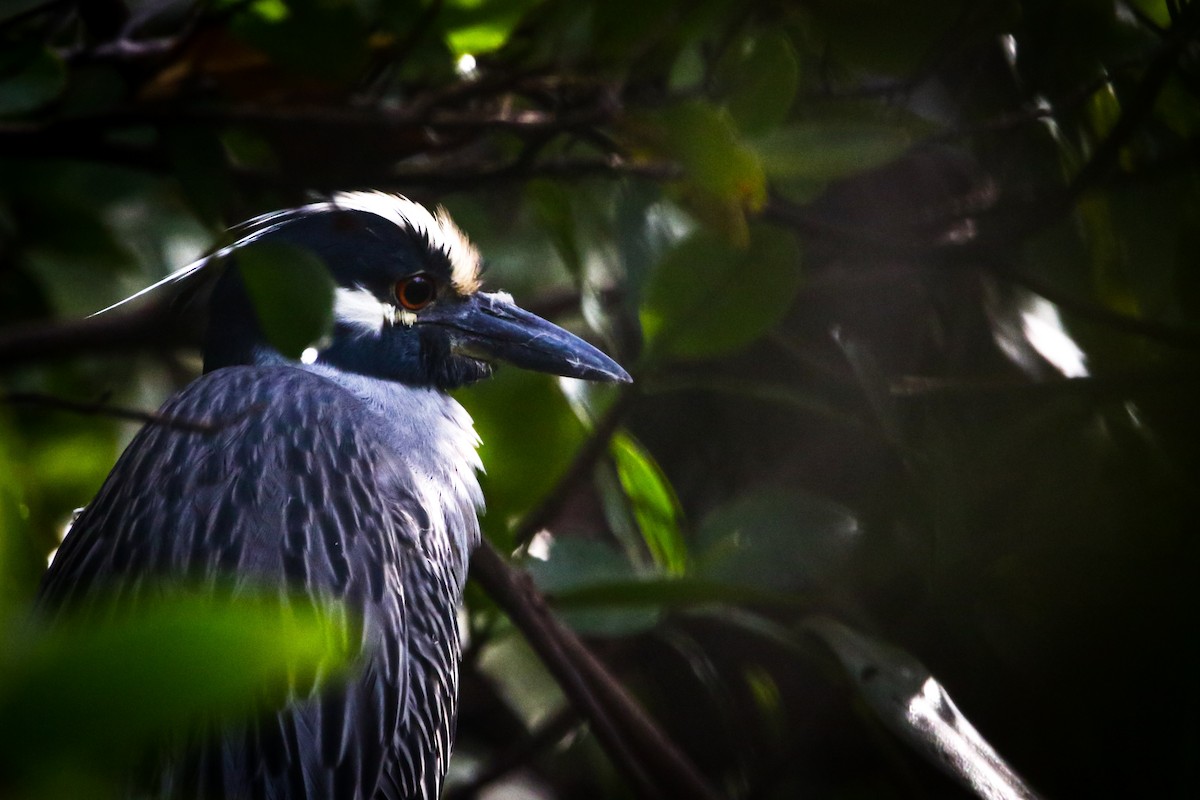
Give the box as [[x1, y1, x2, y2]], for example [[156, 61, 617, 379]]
[[395, 274, 436, 310]]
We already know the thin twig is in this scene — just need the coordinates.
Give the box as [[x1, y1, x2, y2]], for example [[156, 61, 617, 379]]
[[1062, 2, 1200, 208], [1, 392, 220, 434]]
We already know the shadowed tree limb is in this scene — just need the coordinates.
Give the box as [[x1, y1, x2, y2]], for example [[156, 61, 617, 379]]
[[469, 541, 723, 800], [0, 303, 183, 370]]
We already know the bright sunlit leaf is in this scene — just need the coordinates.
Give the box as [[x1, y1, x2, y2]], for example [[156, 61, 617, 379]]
[[610, 432, 687, 575]]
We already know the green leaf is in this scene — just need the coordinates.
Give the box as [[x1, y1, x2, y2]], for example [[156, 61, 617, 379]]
[[455, 370, 587, 545], [628, 100, 766, 220], [526, 538, 659, 636], [750, 120, 913, 183], [0, 414, 32, 615], [696, 488, 861, 593], [640, 224, 802, 360], [0, 46, 65, 116], [610, 432, 687, 575], [801, 0, 968, 75], [237, 240, 335, 359], [715, 30, 800, 135], [163, 128, 232, 228], [0, 593, 356, 787], [526, 179, 582, 278], [231, 0, 369, 81], [443, 0, 543, 55]]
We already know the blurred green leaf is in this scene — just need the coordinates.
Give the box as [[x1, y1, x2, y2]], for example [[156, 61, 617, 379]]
[[443, 0, 543, 55], [221, 127, 280, 171], [696, 488, 861, 592], [1124, 0, 1172, 26], [715, 30, 799, 135], [526, 179, 582, 278], [641, 224, 802, 360], [627, 100, 766, 235], [163, 128, 232, 228], [237, 240, 335, 360], [0, 46, 65, 117], [0, 414, 32, 615], [750, 120, 914, 183], [457, 370, 586, 544], [231, 0, 369, 80], [526, 537, 659, 635], [802, 0, 970, 75], [476, 629, 565, 728], [0, 593, 355, 789], [610, 432, 687, 575]]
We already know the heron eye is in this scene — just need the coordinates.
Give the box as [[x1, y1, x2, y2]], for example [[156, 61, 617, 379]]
[[395, 274, 436, 310]]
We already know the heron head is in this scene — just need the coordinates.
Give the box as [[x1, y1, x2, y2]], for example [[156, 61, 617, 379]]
[[202, 192, 629, 389]]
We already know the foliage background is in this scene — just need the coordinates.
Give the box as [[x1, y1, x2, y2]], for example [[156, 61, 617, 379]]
[[1, 0, 1198, 797]]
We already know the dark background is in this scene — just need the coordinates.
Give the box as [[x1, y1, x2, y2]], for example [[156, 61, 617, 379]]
[[1, 1, 1198, 798]]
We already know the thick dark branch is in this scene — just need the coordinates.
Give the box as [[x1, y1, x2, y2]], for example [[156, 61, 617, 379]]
[[469, 542, 722, 800], [0, 304, 183, 370]]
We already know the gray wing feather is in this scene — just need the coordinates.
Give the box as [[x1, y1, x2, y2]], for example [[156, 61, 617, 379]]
[[38, 366, 428, 800]]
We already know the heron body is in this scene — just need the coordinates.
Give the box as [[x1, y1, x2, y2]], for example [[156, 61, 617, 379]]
[[37, 193, 629, 799]]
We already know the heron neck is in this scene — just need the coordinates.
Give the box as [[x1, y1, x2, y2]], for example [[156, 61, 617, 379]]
[[298, 362, 485, 586]]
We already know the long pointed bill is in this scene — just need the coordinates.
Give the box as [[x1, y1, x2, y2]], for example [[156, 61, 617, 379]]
[[422, 291, 631, 383]]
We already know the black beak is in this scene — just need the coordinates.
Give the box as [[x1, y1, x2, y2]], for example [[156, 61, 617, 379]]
[[420, 292, 631, 383]]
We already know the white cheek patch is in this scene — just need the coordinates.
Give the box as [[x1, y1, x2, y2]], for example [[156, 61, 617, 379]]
[[334, 286, 419, 335], [334, 287, 390, 335]]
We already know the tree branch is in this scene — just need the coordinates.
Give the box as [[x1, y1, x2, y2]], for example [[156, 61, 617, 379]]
[[0, 303, 183, 371], [1061, 2, 1200, 207], [468, 541, 723, 800]]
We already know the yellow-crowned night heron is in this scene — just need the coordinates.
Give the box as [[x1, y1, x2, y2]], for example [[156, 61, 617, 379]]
[[37, 192, 630, 799]]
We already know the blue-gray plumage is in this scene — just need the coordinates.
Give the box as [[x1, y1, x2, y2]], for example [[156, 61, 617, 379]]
[[37, 193, 630, 799]]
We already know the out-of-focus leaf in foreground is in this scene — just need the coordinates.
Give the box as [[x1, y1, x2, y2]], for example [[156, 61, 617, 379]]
[[238, 240, 335, 360], [0, 593, 356, 794], [803, 616, 1043, 800]]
